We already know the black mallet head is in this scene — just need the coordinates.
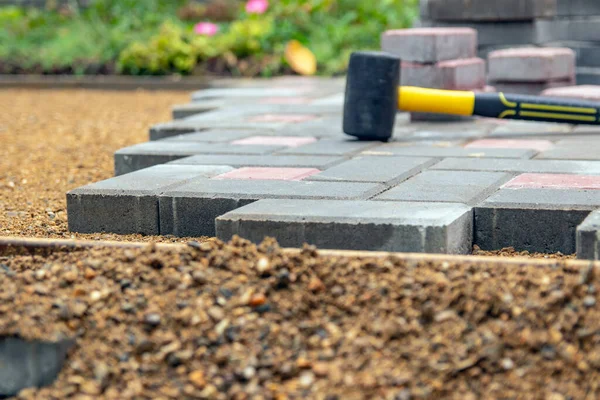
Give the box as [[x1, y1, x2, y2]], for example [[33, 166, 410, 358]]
[[343, 51, 401, 141]]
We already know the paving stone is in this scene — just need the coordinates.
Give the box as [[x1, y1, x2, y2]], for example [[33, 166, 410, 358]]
[[427, 0, 556, 21], [307, 156, 436, 184], [541, 84, 600, 100], [257, 97, 314, 105], [361, 144, 536, 159], [465, 139, 554, 152], [172, 101, 224, 119], [503, 172, 600, 189], [556, 0, 600, 16], [150, 120, 279, 141], [162, 130, 260, 143], [158, 180, 385, 237], [310, 93, 344, 106], [490, 121, 573, 136], [191, 87, 310, 101], [375, 170, 512, 205], [215, 199, 473, 253], [212, 167, 321, 181], [168, 154, 345, 169], [488, 47, 575, 82], [275, 138, 379, 156], [419, 20, 538, 47], [231, 136, 317, 147], [475, 188, 600, 253], [576, 67, 600, 85], [114, 141, 284, 176], [537, 17, 600, 44], [535, 139, 600, 160], [432, 157, 600, 174], [381, 27, 477, 63], [543, 41, 600, 68], [401, 58, 486, 90], [67, 165, 233, 235], [490, 79, 576, 95], [576, 210, 600, 260]]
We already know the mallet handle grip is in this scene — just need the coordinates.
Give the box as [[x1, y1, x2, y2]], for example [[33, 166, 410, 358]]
[[398, 86, 600, 125]]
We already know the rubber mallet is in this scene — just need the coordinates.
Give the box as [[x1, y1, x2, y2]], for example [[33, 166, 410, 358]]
[[343, 51, 600, 141]]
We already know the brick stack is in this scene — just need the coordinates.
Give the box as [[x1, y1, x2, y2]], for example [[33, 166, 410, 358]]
[[381, 27, 489, 121], [487, 47, 576, 95]]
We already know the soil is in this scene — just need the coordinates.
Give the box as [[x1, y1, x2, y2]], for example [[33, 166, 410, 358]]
[[2, 237, 599, 399]]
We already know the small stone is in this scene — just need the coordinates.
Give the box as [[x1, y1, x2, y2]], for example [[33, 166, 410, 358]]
[[501, 358, 514, 370], [276, 268, 291, 289], [81, 381, 101, 395], [208, 306, 225, 321], [189, 370, 206, 388], [312, 362, 329, 377], [256, 257, 271, 275], [583, 296, 596, 308], [120, 279, 132, 289], [249, 293, 267, 307], [35, 270, 46, 280], [192, 270, 207, 285], [144, 313, 161, 328], [299, 371, 315, 388], [308, 276, 325, 292], [243, 366, 256, 380], [64, 270, 78, 283], [84, 268, 97, 280], [89, 291, 102, 302]]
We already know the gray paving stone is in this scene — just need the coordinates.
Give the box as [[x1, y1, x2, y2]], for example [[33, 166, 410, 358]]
[[375, 170, 512, 205], [307, 156, 435, 184], [361, 144, 536, 159], [536, 139, 600, 160], [169, 154, 345, 169], [276, 139, 379, 156], [403, 127, 490, 140], [577, 210, 600, 260], [475, 188, 600, 253], [576, 67, 600, 85], [432, 157, 600, 174], [114, 141, 283, 176], [149, 119, 284, 141], [420, 20, 538, 46], [427, 0, 556, 21], [215, 199, 473, 254], [556, 0, 600, 16], [67, 165, 233, 235], [536, 17, 600, 43], [162, 130, 259, 143], [172, 101, 224, 119], [490, 121, 573, 136], [159, 180, 385, 237], [191, 87, 309, 101], [543, 41, 600, 68]]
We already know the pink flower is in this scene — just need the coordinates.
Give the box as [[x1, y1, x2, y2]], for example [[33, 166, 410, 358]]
[[194, 22, 219, 36], [246, 0, 268, 14]]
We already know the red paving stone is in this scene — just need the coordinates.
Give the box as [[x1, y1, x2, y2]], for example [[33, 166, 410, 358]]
[[212, 167, 321, 181], [231, 135, 317, 147], [503, 173, 600, 190], [465, 139, 554, 152], [246, 114, 318, 123], [541, 85, 600, 101]]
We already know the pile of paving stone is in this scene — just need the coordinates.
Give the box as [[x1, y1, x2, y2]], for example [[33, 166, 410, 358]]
[[2, 238, 600, 399], [418, 0, 600, 85]]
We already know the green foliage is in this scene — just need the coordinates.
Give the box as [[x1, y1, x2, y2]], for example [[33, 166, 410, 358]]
[[0, 0, 419, 76]]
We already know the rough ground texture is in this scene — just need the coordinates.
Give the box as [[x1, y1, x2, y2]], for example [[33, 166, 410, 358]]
[[0, 89, 205, 243], [2, 237, 600, 399]]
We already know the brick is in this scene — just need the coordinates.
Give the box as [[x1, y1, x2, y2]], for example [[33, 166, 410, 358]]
[[162, 130, 259, 143], [381, 28, 477, 63], [488, 47, 575, 82], [169, 154, 344, 169], [535, 139, 600, 161], [543, 41, 600, 68], [465, 139, 554, 152], [375, 170, 511, 205], [114, 141, 284, 176], [172, 101, 223, 119], [213, 167, 320, 181], [475, 188, 600, 253], [276, 138, 378, 156], [428, 0, 556, 21], [490, 78, 575, 95], [158, 180, 385, 237], [541, 85, 600, 100], [420, 20, 538, 47], [215, 199, 473, 253], [307, 156, 435, 184], [536, 18, 600, 44], [576, 210, 600, 260], [362, 144, 536, 159], [557, 0, 600, 16], [503, 173, 600, 189], [67, 165, 232, 235], [231, 136, 317, 147], [432, 157, 600, 174], [401, 58, 486, 90]]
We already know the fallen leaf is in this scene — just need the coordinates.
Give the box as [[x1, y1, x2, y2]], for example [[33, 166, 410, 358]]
[[285, 40, 317, 76]]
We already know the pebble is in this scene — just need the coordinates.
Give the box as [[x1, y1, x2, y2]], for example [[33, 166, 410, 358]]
[[144, 313, 162, 328], [501, 358, 515, 370], [249, 293, 267, 307], [308, 276, 325, 292], [188, 370, 206, 389], [299, 371, 315, 388], [583, 296, 596, 308]]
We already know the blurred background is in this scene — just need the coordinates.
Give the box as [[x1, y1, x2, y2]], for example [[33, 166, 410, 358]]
[[0, 0, 419, 78]]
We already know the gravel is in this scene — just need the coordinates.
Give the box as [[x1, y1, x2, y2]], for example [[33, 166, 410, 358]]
[[2, 236, 599, 399]]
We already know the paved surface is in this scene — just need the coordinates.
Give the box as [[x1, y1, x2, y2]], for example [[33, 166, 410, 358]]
[[67, 76, 600, 258]]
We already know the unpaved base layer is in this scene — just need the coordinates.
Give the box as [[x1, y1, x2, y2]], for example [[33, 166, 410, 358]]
[[2, 237, 598, 399], [0, 89, 200, 243]]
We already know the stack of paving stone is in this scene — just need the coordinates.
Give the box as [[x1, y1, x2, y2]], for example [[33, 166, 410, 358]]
[[381, 27, 488, 121], [487, 46, 576, 95]]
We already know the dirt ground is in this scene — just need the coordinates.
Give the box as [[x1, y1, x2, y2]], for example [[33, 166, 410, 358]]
[[0, 88, 574, 258], [2, 238, 598, 399]]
